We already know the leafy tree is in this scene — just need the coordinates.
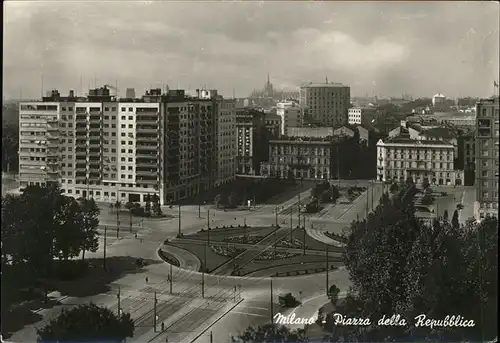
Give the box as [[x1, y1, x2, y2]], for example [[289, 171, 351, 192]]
[[2, 124, 19, 172], [422, 178, 430, 189], [406, 176, 414, 185], [451, 209, 460, 229], [237, 324, 307, 342], [443, 209, 449, 222], [227, 192, 238, 209], [151, 194, 162, 216], [53, 196, 85, 261], [389, 182, 399, 194], [36, 303, 134, 342], [144, 194, 151, 216], [214, 194, 222, 209], [328, 284, 341, 305], [79, 198, 100, 262], [421, 194, 434, 205]]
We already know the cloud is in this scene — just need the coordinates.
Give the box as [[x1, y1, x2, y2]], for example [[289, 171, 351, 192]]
[[2, 1, 499, 99]]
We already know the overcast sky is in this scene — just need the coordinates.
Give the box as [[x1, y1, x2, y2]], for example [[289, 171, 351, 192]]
[[3, 1, 499, 100]]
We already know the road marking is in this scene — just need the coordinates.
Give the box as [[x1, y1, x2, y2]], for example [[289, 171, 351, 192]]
[[231, 311, 267, 317]]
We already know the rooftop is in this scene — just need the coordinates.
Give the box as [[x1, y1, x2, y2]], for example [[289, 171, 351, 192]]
[[422, 127, 458, 139], [300, 82, 349, 88], [381, 136, 453, 146], [270, 135, 343, 144]]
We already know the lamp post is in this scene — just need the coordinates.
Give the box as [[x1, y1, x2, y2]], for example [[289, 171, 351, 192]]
[[178, 204, 181, 237], [103, 225, 107, 270]]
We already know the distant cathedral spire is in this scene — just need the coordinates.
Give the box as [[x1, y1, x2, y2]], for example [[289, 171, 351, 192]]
[[267, 72, 270, 85]]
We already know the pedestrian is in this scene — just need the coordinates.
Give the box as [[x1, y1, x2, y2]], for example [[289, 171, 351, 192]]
[[140, 238, 143, 243], [146, 276, 149, 283], [135, 233, 138, 239], [161, 322, 165, 331], [165, 336, 168, 343]]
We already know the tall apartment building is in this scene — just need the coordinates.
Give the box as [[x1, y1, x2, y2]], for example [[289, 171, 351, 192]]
[[214, 96, 237, 186], [276, 101, 303, 135], [474, 97, 499, 221], [299, 82, 350, 126], [235, 108, 269, 175], [19, 87, 219, 205], [376, 134, 464, 186]]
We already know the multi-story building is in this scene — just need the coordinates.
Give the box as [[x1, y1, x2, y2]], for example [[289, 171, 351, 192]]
[[474, 97, 499, 221], [235, 108, 269, 175], [457, 130, 476, 185], [262, 137, 336, 180], [299, 82, 350, 126], [376, 134, 463, 186], [19, 87, 219, 205], [276, 101, 303, 135], [348, 107, 376, 125], [264, 113, 281, 138], [215, 96, 237, 186]]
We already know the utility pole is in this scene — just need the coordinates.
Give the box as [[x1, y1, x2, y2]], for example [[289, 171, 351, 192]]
[[290, 209, 293, 242], [371, 180, 374, 211], [202, 245, 206, 298], [298, 193, 301, 225], [366, 183, 369, 216], [178, 204, 181, 237], [116, 202, 120, 239], [169, 263, 173, 294], [210, 331, 213, 343], [129, 210, 132, 233], [326, 246, 329, 295], [275, 206, 278, 227], [153, 291, 158, 332], [103, 225, 107, 270], [303, 225, 307, 255], [117, 286, 121, 317], [270, 278, 274, 325]]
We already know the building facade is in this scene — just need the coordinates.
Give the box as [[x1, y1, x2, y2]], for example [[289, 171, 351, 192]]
[[299, 82, 350, 126], [474, 97, 499, 221], [264, 113, 281, 138], [457, 130, 476, 186], [376, 136, 463, 186], [348, 107, 376, 125], [276, 101, 303, 135], [19, 87, 220, 205], [262, 137, 334, 180], [215, 97, 237, 186]]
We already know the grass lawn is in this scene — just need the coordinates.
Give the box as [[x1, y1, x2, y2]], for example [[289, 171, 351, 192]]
[[238, 254, 338, 276], [168, 241, 230, 272]]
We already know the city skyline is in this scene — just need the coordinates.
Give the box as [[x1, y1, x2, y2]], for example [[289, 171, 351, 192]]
[[3, 1, 499, 100]]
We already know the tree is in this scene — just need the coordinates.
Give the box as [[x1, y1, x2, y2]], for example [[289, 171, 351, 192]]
[[237, 324, 307, 342], [227, 192, 238, 209], [443, 209, 449, 222], [79, 198, 100, 262], [328, 284, 341, 306], [422, 178, 430, 189], [36, 303, 134, 342], [406, 176, 414, 185], [2, 124, 19, 172], [421, 194, 434, 205], [330, 185, 340, 202], [144, 195, 151, 216], [214, 194, 222, 209], [389, 183, 399, 194], [151, 194, 162, 216], [53, 197, 85, 262], [451, 209, 460, 229]]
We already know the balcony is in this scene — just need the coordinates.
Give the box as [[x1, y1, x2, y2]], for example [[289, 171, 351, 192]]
[[136, 161, 158, 168], [136, 144, 158, 151], [136, 153, 158, 158], [136, 128, 158, 134], [136, 135, 158, 142], [135, 119, 158, 125], [136, 169, 158, 177]]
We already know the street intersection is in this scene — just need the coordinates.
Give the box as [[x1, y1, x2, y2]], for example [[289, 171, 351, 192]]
[[9, 181, 381, 343]]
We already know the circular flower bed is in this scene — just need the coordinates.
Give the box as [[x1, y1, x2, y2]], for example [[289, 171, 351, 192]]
[[224, 235, 263, 245], [277, 238, 304, 249]]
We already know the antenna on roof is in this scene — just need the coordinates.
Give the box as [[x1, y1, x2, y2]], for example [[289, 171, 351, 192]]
[[233, 88, 235, 99], [326, 76, 328, 84]]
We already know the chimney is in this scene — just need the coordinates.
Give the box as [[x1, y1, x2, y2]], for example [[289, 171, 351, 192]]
[[69, 90, 74, 98]]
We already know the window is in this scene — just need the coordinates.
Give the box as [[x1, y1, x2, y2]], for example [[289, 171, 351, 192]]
[[129, 107, 133, 112], [121, 107, 126, 112], [121, 149, 125, 153], [121, 124, 126, 128], [128, 157, 133, 162], [121, 174, 125, 178]]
